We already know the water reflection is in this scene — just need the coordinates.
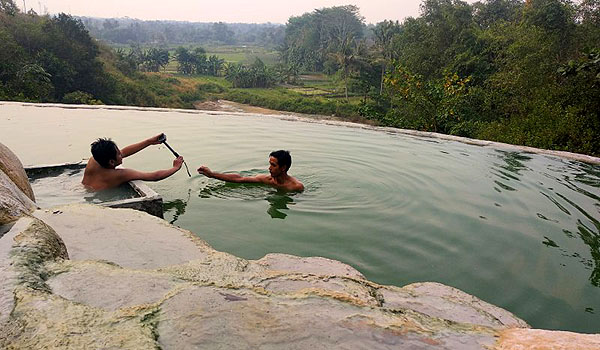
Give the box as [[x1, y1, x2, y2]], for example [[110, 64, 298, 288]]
[[198, 181, 297, 219], [491, 151, 532, 193], [538, 158, 600, 289], [163, 189, 191, 224], [540, 192, 571, 215], [489, 151, 600, 290], [199, 180, 269, 200], [573, 163, 600, 188], [576, 219, 600, 287], [266, 192, 294, 219], [495, 150, 532, 175]]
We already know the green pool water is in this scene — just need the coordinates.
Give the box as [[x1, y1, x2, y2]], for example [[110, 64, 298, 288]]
[[1, 103, 599, 333]]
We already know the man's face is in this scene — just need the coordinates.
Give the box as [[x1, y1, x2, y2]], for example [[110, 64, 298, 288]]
[[269, 156, 285, 177]]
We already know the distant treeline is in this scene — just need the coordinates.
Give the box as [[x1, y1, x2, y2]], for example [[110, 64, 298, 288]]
[[79, 17, 285, 47]]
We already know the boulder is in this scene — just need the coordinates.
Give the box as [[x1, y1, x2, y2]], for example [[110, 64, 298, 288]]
[[0, 142, 34, 202], [0, 170, 36, 225]]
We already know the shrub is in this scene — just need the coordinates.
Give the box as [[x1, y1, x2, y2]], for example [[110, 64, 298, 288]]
[[197, 82, 225, 93], [62, 91, 103, 105]]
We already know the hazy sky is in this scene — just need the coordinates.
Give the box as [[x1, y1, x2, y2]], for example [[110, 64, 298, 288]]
[[23, 0, 430, 24]]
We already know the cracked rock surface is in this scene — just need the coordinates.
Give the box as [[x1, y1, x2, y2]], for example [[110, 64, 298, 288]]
[[0, 204, 599, 349]]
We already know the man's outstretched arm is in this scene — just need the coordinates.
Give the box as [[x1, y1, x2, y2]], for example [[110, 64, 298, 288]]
[[197, 166, 267, 184], [121, 134, 163, 158], [118, 156, 184, 182]]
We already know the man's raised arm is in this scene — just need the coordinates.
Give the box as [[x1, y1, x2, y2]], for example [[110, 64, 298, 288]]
[[121, 134, 163, 158], [197, 166, 266, 184]]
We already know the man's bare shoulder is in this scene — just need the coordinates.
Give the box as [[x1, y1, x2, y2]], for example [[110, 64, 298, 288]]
[[287, 176, 304, 191], [82, 159, 129, 190]]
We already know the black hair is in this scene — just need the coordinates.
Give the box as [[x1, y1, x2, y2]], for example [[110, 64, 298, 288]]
[[270, 150, 292, 171], [91, 138, 118, 168]]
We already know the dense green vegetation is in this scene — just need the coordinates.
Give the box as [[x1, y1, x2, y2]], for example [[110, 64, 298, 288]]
[[1, 0, 599, 155], [0, 5, 208, 108], [278, 2, 600, 155]]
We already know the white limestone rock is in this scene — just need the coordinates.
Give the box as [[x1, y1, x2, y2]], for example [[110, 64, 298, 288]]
[[33, 204, 213, 269]]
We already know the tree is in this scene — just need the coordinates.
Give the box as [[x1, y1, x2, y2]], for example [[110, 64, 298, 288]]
[[328, 37, 367, 100], [102, 19, 119, 31], [192, 47, 207, 74], [224, 59, 276, 88], [175, 47, 195, 75], [38, 14, 115, 102], [317, 5, 365, 52], [384, 64, 472, 133], [142, 48, 169, 72], [207, 55, 224, 76], [280, 13, 323, 71], [472, 0, 522, 28], [115, 46, 143, 75], [577, 0, 600, 26], [373, 20, 402, 94], [280, 5, 365, 73], [0, 0, 18, 15], [523, 0, 576, 58], [15, 63, 53, 100], [211, 22, 234, 44]]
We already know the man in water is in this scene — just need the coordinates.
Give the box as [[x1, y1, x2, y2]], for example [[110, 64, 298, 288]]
[[82, 134, 184, 191], [197, 150, 304, 192]]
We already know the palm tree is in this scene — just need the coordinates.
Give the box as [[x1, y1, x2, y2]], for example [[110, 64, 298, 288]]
[[373, 20, 401, 94], [207, 55, 225, 76]]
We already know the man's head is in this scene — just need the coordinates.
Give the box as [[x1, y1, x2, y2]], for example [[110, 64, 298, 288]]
[[91, 138, 122, 168], [269, 150, 292, 176]]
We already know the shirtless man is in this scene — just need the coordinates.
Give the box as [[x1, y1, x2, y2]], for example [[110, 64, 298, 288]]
[[82, 134, 184, 191], [197, 150, 304, 192]]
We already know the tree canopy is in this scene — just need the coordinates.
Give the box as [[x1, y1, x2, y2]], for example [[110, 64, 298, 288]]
[[0, 5, 117, 103]]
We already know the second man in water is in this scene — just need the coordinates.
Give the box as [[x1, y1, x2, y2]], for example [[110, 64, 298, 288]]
[[197, 150, 304, 192]]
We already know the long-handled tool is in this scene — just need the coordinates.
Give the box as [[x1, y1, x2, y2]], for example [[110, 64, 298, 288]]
[[158, 134, 191, 177]]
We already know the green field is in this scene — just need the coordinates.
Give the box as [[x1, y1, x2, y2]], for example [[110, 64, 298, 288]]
[[205, 46, 279, 65], [154, 45, 278, 73]]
